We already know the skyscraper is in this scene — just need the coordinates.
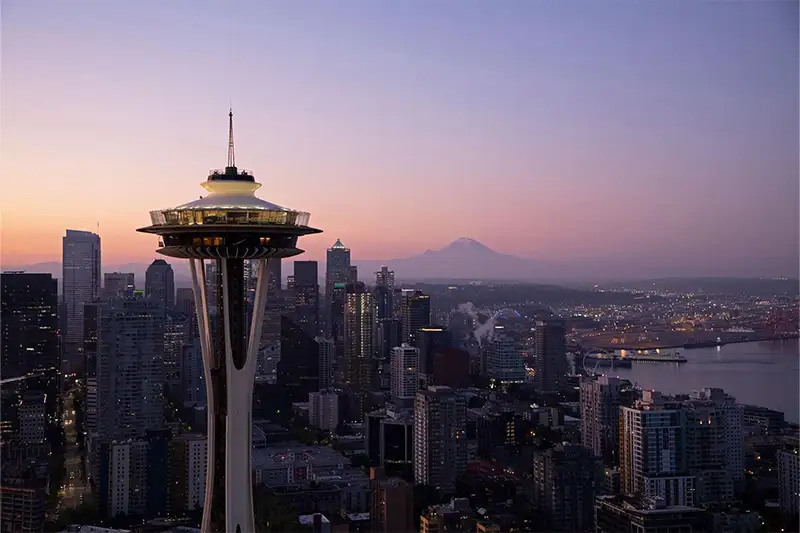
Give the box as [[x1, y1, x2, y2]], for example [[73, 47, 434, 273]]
[[316, 337, 335, 391], [293, 260, 320, 337], [145, 259, 175, 312], [580, 375, 628, 467], [95, 298, 166, 442], [62, 229, 101, 349], [485, 326, 525, 386], [137, 111, 321, 533], [375, 265, 395, 290], [325, 239, 350, 300], [395, 288, 431, 346], [344, 282, 374, 392], [532, 319, 567, 394], [102, 272, 135, 299], [0, 273, 59, 379], [391, 344, 419, 400], [620, 391, 693, 507], [416, 326, 452, 384], [413, 386, 467, 494]]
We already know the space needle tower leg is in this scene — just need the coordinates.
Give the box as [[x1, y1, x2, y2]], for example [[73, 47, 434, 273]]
[[223, 257, 269, 533]]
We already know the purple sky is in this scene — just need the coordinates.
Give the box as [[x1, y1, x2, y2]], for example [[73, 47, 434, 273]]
[[2, 1, 798, 277]]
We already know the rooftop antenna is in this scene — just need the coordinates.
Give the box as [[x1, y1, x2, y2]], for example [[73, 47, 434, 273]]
[[227, 107, 236, 169]]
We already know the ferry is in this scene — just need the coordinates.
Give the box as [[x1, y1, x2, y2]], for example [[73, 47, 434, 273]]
[[582, 353, 633, 368], [623, 351, 687, 363]]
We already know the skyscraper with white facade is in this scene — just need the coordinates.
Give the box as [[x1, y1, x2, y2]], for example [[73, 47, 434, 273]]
[[413, 386, 467, 494], [391, 344, 419, 400]]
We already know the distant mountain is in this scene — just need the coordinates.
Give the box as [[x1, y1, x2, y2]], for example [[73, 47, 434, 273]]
[[353, 237, 555, 281]]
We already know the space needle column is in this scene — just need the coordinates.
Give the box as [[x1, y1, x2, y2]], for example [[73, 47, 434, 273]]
[[139, 111, 322, 533]]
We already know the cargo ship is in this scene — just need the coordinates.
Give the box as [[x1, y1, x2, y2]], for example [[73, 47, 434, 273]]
[[624, 351, 687, 363], [583, 353, 633, 368]]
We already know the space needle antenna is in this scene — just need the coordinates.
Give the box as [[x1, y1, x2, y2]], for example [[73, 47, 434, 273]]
[[227, 108, 236, 169]]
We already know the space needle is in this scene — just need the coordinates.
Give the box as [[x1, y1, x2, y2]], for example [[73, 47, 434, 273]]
[[138, 111, 322, 533]]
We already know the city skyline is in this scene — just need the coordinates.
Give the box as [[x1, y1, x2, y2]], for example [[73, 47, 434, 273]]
[[2, 1, 798, 277]]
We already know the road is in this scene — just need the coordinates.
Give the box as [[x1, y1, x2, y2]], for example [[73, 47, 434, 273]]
[[59, 388, 92, 510]]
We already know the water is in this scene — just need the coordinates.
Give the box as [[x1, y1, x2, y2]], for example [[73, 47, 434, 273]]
[[597, 339, 799, 423]]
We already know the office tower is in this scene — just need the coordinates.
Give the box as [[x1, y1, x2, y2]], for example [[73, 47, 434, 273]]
[[414, 386, 467, 493], [62, 229, 101, 348], [533, 444, 602, 532], [103, 272, 135, 299], [485, 326, 525, 386], [375, 265, 395, 290], [349, 265, 359, 283], [308, 390, 340, 431], [145, 259, 175, 312], [620, 391, 694, 507], [416, 326, 452, 385], [137, 111, 321, 533], [777, 436, 799, 517], [0, 273, 59, 379], [205, 262, 219, 315], [164, 313, 189, 383], [377, 318, 402, 362], [325, 239, 351, 301], [370, 469, 414, 533], [182, 339, 207, 406], [17, 391, 46, 446], [580, 375, 626, 467], [391, 344, 419, 400], [96, 298, 166, 441], [344, 282, 375, 392], [396, 288, 431, 345], [170, 434, 209, 516], [278, 316, 321, 405], [366, 408, 414, 479], [329, 282, 347, 354], [431, 348, 470, 389], [293, 260, 320, 337], [532, 319, 567, 393], [175, 287, 196, 316], [316, 337, 335, 391], [258, 258, 282, 356]]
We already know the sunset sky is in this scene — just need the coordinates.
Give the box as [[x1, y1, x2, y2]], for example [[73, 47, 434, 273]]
[[2, 1, 798, 276]]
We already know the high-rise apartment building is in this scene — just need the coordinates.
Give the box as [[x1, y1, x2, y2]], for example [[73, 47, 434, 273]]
[[374, 266, 395, 321], [0, 273, 59, 379], [316, 337, 335, 391], [62, 230, 101, 341], [164, 313, 189, 383], [95, 298, 166, 441], [414, 386, 467, 493], [309, 391, 340, 431], [485, 326, 525, 386], [103, 272, 135, 299], [391, 344, 419, 400], [170, 434, 209, 516], [344, 282, 374, 391], [370, 468, 414, 533], [689, 388, 744, 491], [532, 319, 567, 393], [580, 375, 628, 467], [533, 444, 602, 532], [395, 289, 431, 346], [620, 391, 694, 507], [777, 436, 799, 518], [145, 259, 175, 312], [375, 266, 395, 290], [293, 260, 320, 337]]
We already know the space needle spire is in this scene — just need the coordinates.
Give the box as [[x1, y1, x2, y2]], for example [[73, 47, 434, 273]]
[[227, 108, 236, 169]]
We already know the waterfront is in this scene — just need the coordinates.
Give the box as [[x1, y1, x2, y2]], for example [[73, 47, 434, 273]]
[[603, 339, 799, 423]]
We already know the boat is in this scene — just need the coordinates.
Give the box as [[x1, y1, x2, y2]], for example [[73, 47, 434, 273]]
[[684, 338, 725, 349], [625, 351, 687, 363], [583, 353, 633, 368]]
